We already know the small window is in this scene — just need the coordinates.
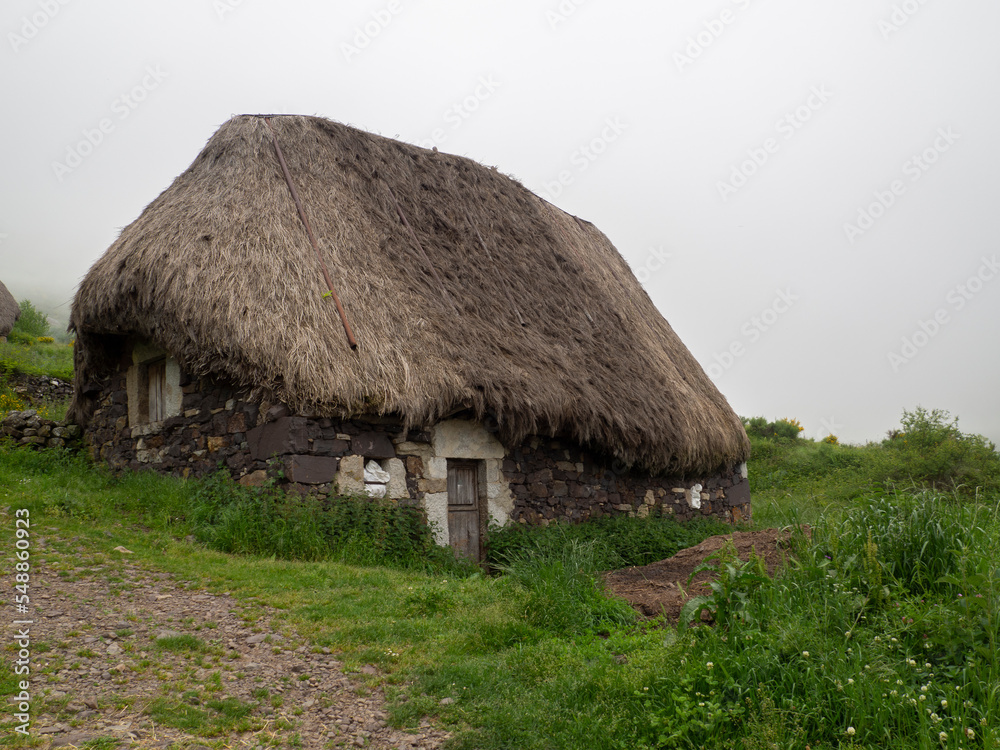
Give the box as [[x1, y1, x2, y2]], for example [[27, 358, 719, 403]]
[[127, 346, 181, 427]]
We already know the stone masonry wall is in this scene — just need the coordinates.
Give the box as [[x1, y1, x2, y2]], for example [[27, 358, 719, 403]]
[[502, 436, 751, 525], [1, 410, 82, 450], [84, 368, 749, 528]]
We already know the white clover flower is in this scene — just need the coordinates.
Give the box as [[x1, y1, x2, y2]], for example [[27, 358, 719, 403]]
[[845, 631, 852, 639], [908, 659, 917, 667], [919, 694, 926, 701], [941, 699, 948, 708], [925, 662, 932, 668], [846, 726, 856, 736], [966, 728, 975, 739], [931, 712, 940, 722], [847, 678, 854, 685], [939, 731, 947, 742], [921, 685, 929, 693], [706, 662, 714, 670], [802, 651, 810, 658]]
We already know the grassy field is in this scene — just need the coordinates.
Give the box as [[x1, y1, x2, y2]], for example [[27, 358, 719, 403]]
[[2, 403, 1000, 748]]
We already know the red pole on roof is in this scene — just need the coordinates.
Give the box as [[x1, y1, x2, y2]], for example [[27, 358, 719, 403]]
[[264, 117, 358, 351]]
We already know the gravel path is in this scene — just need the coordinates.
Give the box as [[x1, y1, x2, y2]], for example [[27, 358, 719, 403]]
[[4, 531, 451, 749]]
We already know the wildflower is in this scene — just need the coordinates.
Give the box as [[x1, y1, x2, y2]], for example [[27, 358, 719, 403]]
[[802, 651, 810, 658], [847, 678, 854, 685], [846, 726, 856, 736], [845, 631, 852, 639], [939, 731, 947, 742], [931, 712, 940, 722], [919, 694, 927, 701], [921, 685, 929, 693], [940, 699, 947, 708], [966, 728, 975, 739], [908, 659, 917, 667], [706, 662, 714, 670], [642, 687, 649, 691]]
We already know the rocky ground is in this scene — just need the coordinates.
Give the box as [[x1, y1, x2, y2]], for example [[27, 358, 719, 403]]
[[4, 530, 451, 749]]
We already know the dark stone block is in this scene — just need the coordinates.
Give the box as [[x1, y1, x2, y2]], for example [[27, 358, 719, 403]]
[[353, 431, 395, 459], [526, 469, 552, 484], [227, 412, 247, 433], [283, 455, 340, 484], [727, 479, 751, 507], [246, 416, 310, 460], [313, 439, 349, 456]]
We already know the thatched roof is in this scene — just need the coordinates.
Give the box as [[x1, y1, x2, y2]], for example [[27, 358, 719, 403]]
[[0, 280, 20, 337], [70, 114, 748, 475]]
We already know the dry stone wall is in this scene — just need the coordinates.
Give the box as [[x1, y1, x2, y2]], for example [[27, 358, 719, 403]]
[[502, 436, 751, 525], [83, 369, 750, 527], [1, 410, 82, 450]]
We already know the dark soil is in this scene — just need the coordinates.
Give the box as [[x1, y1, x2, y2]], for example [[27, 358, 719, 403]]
[[603, 529, 797, 623]]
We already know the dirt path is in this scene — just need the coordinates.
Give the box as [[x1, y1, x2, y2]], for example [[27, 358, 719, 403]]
[[603, 528, 797, 622], [4, 530, 450, 749]]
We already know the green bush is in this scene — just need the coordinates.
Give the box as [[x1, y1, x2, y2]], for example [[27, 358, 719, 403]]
[[742, 415, 803, 440], [882, 407, 1000, 493], [189, 471, 469, 573], [10, 299, 49, 338]]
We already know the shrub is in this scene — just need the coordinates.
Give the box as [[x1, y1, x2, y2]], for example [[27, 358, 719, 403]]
[[741, 416, 804, 441], [882, 407, 1000, 493], [10, 300, 49, 338], [188, 471, 467, 573]]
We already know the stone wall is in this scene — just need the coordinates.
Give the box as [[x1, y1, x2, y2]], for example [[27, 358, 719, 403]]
[[502, 437, 751, 525], [1, 410, 82, 450], [83, 368, 749, 530]]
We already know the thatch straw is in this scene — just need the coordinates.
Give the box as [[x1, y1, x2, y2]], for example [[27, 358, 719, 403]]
[[0, 280, 20, 337], [70, 115, 749, 475]]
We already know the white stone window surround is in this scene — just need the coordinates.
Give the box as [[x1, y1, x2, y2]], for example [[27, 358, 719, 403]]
[[126, 340, 182, 428]]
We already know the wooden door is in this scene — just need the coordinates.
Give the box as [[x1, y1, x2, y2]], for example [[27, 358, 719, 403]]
[[447, 460, 481, 560], [148, 359, 167, 422]]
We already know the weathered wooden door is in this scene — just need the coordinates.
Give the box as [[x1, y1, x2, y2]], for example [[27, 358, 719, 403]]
[[148, 359, 166, 422], [447, 460, 481, 560]]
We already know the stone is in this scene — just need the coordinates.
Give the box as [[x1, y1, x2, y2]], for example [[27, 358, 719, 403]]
[[313, 438, 349, 455], [335, 454, 365, 494], [363, 460, 391, 483], [385, 458, 408, 499], [417, 478, 447, 494], [238, 470, 269, 488], [353, 431, 396, 459], [227, 412, 247, 433], [283, 455, 340, 485], [432, 419, 505, 459], [405, 455, 424, 477], [246, 416, 310, 460], [423, 492, 449, 546], [206, 436, 228, 453], [727, 479, 751, 507], [425, 456, 448, 480]]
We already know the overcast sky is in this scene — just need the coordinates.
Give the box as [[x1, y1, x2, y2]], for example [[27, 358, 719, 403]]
[[2, 0, 998, 447]]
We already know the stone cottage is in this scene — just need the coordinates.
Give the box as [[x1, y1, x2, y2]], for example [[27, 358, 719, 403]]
[[69, 114, 751, 560]]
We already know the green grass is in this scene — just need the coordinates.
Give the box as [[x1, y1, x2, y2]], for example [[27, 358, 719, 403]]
[[0, 339, 74, 382], [2, 411, 1000, 748]]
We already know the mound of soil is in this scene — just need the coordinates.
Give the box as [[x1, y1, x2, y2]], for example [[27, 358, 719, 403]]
[[603, 529, 796, 623]]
